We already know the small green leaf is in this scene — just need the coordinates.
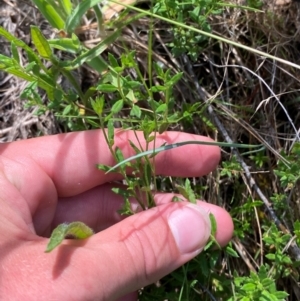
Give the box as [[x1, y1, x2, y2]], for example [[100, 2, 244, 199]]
[[145, 135, 155, 144], [97, 164, 113, 172], [45, 223, 68, 252], [150, 85, 166, 92], [204, 214, 221, 251], [168, 72, 183, 85], [203, 239, 214, 251], [126, 80, 142, 89], [25, 61, 37, 72], [209, 213, 217, 236], [129, 140, 142, 155], [225, 245, 239, 257], [31, 26, 52, 59], [125, 90, 135, 102], [156, 103, 167, 113], [107, 119, 114, 147], [45, 221, 94, 253], [172, 196, 184, 202], [11, 42, 20, 63], [183, 178, 196, 204], [62, 104, 72, 115], [108, 53, 120, 69], [130, 105, 142, 118], [273, 291, 289, 298], [111, 99, 124, 114], [265, 253, 275, 260], [115, 147, 125, 163], [5, 67, 34, 81], [261, 278, 275, 287], [158, 122, 169, 134], [91, 96, 105, 116], [113, 147, 128, 173], [48, 37, 81, 54], [97, 83, 118, 93], [242, 283, 256, 291], [176, 186, 189, 200], [153, 62, 164, 77], [0, 54, 14, 68]]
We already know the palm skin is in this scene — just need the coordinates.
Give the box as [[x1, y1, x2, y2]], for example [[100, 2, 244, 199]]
[[0, 130, 233, 301]]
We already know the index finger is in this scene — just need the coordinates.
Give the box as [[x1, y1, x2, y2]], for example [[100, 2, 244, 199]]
[[0, 130, 220, 197]]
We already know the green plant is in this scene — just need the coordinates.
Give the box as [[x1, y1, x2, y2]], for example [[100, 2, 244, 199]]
[[263, 224, 294, 279], [228, 265, 289, 301], [1, 0, 300, 299], [153, 0, 221, 60], [274, 143, 300, 190]]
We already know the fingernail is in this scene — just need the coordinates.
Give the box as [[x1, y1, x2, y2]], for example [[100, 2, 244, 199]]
[[168, 204, 211, 254]]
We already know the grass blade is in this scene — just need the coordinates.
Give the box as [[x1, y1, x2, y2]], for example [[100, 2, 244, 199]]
[[65, 0, 102, 34], [31, 0, 65, 29], [58, 0, 73, 16], [31, 26, 52, 59], [48, 34, 81, 54], [107, 0, 300, 71], [106, 140, 264, 173], [65, 29, 121, 69]]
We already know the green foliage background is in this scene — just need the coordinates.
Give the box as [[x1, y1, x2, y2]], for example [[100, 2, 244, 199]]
[[1, 0, 300, 299]]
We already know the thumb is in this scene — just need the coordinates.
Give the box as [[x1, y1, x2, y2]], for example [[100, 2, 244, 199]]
[[80, 202, 212, 300], [1, 202, 213, 301]]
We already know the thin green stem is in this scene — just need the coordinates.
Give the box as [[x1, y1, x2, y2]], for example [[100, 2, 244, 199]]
[[107, 140, 264, 173]]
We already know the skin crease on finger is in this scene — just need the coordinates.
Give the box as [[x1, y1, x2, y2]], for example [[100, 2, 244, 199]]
[[0, 200, 233, 301], [0, 130, 221, 196], [53, 185, 233, 247], [0, 130, 234, 301], [0, 130, 221, 235]]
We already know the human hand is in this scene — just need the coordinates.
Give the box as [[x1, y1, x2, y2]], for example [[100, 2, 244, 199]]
[[0, 130, 233, 301]]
